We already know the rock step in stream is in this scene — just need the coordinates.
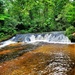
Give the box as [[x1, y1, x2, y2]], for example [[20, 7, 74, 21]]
[[0, 32, 72, 48]]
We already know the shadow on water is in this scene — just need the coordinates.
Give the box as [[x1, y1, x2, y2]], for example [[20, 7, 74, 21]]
[[0, 44, 39, 63]]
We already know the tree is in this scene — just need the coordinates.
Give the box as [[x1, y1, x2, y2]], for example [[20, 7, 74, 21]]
[[0, 0, 4, 25], [0, 0, 75, 41]]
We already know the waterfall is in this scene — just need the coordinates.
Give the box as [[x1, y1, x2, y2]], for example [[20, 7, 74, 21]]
[[11, 32, 71, 43], [0, 32, 72, 48]]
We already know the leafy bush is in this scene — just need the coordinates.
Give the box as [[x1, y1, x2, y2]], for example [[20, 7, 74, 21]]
[[65, 26, 75, 42]]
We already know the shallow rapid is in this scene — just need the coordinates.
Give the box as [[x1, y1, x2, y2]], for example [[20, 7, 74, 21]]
[[0, 32, 72, 48]]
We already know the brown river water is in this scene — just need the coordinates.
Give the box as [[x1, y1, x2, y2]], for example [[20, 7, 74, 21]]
[[0, 43, 75, 75]]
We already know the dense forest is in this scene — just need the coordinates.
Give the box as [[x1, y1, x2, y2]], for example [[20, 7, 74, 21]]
[[0, 0, 75, 41]]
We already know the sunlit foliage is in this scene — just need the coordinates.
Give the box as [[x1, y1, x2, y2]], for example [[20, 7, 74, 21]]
[[0, 0, 75, 41]]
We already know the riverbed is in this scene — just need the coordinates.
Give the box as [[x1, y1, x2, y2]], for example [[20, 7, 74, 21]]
[[0, 43, 75, 75]]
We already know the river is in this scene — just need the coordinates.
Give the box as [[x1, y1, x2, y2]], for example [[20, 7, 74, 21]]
[[0, 32, 75, 75]]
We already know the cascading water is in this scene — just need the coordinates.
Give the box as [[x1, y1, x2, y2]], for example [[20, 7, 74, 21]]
[[0, 32, 75, 75], [11, 32, 71, 43], [0, 32, 71, 48], [0, 37, 16, 48]]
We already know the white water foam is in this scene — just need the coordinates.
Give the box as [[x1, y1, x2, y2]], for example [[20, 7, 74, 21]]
[[0, 37, 16, 49], [0, 40, 16, 49], [0, 32, 74, 48], [23, 33, 71, 44]]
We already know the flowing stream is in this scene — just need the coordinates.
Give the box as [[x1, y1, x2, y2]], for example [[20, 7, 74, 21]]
[[0, 32, 75, 75], [0, 32, 72, 48], [10, 32, 71, 43]]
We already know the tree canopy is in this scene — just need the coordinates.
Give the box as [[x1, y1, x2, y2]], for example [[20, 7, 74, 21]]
[[0, 0, 75, 41]]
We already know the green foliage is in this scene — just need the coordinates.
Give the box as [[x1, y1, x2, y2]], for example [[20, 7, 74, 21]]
[[65, 26, 75, 35], [0, 0, 4, 14], [65, 26, 75, 41], [0, 0, 75, 41]]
